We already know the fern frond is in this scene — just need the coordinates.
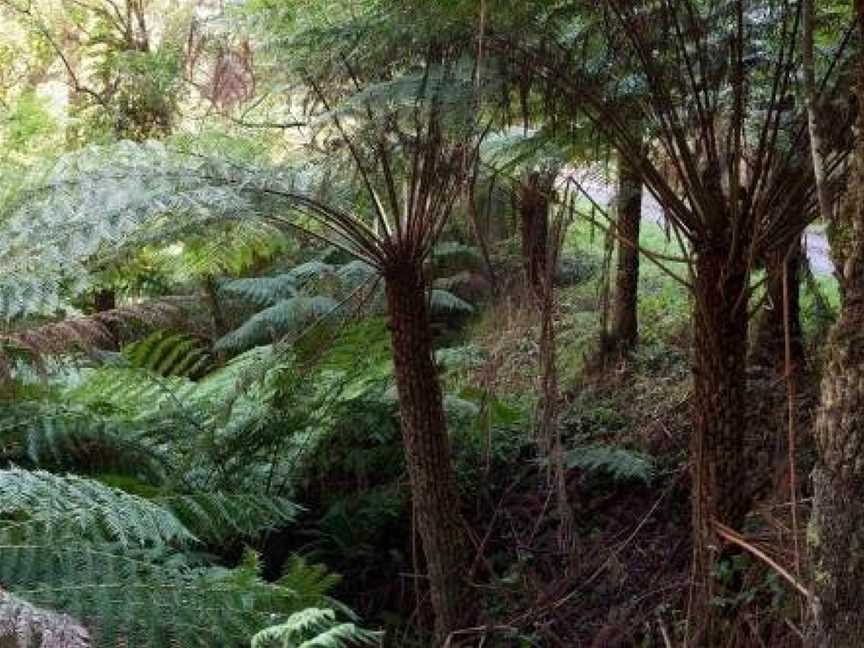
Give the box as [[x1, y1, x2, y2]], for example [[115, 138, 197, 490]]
[[0, 302, 181, 368], [0, 403, 168, 481], [0, 545, 307, 648], [123, 331, 212, 378], [429, 289, 473, 314], [429, 242, 484, 273], [220, 275, 300, 308], [215, 296, 341, 354], [161, 493, 300, 544], [251, 607, 379, 648], [565, 444, 655, 484], [0, 469, 193, 547]]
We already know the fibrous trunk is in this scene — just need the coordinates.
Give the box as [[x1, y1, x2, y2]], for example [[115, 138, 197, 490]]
[[519, 172, 550, 293], [607, 153, 642, 353], [750, 239, 804, 374], [809, 33, 864, 645], [689, 245, 752, 639], [93, 289, 119, 350], [384, 261, 470, 642]]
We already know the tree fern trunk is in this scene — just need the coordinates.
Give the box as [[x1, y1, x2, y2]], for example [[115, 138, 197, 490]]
[[607, 153, 642, 353], [810, 22, 864, 643], [384, 261, 471, 642], [519, 172, 550, 294], [750, 240, 804, 374], [689, 245, 751, 641], [93, 289, 119, 350]]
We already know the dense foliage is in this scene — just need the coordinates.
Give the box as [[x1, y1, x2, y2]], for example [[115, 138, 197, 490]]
[[0, 0, 858, 647]]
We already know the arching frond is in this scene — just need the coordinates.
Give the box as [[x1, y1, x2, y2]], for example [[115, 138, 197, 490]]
[[220, 275, 300, 308], [214, 296, 341, 354], [0, 469, 193, 547], [429, 289, 474, 315], [123, 331, 213, 378], [251, 607, 379, 648]]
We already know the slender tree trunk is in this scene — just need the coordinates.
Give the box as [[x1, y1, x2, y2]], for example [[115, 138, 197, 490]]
[[519, 172, 550, 293], [384, 261, 471, 642], [750, 239, 805, 373], [607, 153, 643, 353], [803, 0, 833, 224], [689, 245, 752, 640], [202, 275, 228, 339], [809, 20, 864, 643]]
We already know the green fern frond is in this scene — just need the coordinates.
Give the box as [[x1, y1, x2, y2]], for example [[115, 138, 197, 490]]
[[0, 403, 168, 481], [0, 469, 193, 547], [0, 545, 305, 648], [286, 261, 336, 285], [123, 331, 212, 378], [277, 556, 342, 610], [565, 444, 655, 484], [161, 493, 300, 545], [251, 607, 379, 648], [215, 296, 341, 354], [429, 242, 484, 273], [220, 275, 300, 308], [429, 289, 474, 315], [334, 260, 377, 289]]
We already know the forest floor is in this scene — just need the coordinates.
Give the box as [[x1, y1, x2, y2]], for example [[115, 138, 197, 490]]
[[446, 216, 834, 646]]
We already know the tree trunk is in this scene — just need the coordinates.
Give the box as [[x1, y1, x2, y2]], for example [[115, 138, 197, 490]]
[[750, 239, 805, 374], [519, 172, 550, 294], [689, 245, 752, 640], [809, 22, 864, 643], [93, 288, 119, 350], [202, 275, 228, 339], [607, 153, 642, 353], [384, 261, 471, 642]]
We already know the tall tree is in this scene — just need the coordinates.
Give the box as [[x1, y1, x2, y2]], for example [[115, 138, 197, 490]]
[[498, 2, 853, 637], [809, 3, 864, 644], [0, 62, 486, 642], [518, 170, 553, 293], [606, 150, 643, 354]]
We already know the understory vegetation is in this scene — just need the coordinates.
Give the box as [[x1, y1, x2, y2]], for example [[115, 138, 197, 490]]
[[0, 1, 859, 647]]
